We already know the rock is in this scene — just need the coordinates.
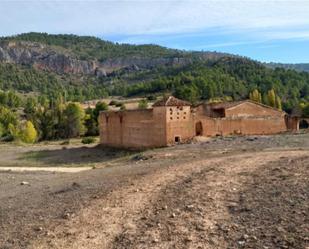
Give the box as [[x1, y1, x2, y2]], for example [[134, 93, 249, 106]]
[[20, 181, 30, 186], [242, 234, 249, 240], [171, 213, 176, 218], [62, 212, 75, 219], [72, 182, 81, 188], [186, 204, 195, 211], [152, 238, 159, 243], [34, 227, 43, 232], [185, 236, 193, 242], [237, 240, 245, 245]]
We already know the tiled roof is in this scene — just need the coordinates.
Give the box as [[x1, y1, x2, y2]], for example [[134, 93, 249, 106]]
[[153, 96, 191, 107]]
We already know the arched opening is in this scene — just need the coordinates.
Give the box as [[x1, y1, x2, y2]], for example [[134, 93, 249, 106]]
[[195, 121, 203, 136], [299, 119, 309, 129]]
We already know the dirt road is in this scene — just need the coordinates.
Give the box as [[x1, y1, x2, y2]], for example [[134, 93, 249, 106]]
[[0, 134, 308, 249]]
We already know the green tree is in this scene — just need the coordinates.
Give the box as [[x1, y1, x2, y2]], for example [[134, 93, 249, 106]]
[[63, 103, 86, 138], [84, 108, 97, 136], [0, 123, 4, 137], [175, 85, 199, 104], [7, 91, 21, 108], [302, 103, 309, 117], [0, 106, 17, 131], [84, 102, 108, 136], [138, 99, 148, 109], [24, 97, 37, 117], [93, 101, 108, 120]]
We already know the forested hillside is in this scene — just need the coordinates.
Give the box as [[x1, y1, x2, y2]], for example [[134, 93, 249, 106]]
[[0, 32, 309, 143], [0, 63, 108, 101], [265, 62, 309, 73], [1, 32, 181, 61]]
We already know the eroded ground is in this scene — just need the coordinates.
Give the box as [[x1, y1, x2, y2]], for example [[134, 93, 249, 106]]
[[0, 133, 308, 249]]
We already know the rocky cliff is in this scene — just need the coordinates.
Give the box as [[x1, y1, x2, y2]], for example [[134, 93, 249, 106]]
[[0, 41, 105, 76], [0, 40, 228, 77]]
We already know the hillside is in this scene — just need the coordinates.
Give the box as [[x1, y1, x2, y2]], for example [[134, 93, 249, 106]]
[[0, 32, 230, 76], [0, 32, 308, 110], [265, 62, 309, 73]]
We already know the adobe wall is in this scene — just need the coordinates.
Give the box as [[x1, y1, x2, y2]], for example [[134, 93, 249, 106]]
[[225, 102, 284, 117], [198, 116, 287, 136], [99, 108, 166, 149], [99, 100, 293, 149], [165, 106, 195, 144]]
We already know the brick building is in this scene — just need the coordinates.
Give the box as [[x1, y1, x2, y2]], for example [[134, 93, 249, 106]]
[[99, 96, 294, 149]]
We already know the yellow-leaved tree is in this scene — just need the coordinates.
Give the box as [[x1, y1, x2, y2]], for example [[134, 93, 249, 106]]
[[249, 89, 262, 103], [267, 89, 276, 108], [21, 121, 37, 144]]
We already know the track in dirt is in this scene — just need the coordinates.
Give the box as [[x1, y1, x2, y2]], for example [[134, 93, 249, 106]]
[[1, 134, 309, 249], [29, 150, 309, 249]]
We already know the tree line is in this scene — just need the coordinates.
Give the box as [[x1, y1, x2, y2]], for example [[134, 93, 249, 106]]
[[110, 58, 309, 113], [0, 90, 108, 143]]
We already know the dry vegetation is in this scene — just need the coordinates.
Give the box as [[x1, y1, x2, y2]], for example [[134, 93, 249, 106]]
[[0, 133, 308, 249]]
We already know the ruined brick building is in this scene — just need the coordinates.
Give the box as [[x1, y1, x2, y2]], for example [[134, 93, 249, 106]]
[[99, 96, 298, 149]]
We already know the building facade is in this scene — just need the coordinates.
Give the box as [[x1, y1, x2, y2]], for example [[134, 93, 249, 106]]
[[99, 96, 293, 149]]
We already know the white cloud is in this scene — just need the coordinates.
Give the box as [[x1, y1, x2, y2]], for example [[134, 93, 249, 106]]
[[0, 0, 309, 42]]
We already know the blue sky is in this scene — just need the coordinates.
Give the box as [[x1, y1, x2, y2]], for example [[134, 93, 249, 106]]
[[1, 0, 309, 63]]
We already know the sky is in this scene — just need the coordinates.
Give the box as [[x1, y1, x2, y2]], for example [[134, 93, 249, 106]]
[[0, 0, 309, 63]]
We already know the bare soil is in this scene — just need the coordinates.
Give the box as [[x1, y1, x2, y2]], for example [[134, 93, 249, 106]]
[[0, 133, 308, 249]]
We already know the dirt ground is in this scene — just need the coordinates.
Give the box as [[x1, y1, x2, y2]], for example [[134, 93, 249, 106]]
[[0, 133, 308, 249]]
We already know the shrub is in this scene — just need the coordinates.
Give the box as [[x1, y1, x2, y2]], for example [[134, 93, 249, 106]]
[[0, 123, 4, 137], [109, 100, 117, 106], [81, 137, 96, 144], [120, 103, 126, 110], [147, 95, 157, 101], [138, 99, 148, 109], [115, 102, 123, 107]]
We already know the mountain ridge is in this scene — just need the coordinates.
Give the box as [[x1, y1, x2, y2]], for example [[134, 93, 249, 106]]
[[265, 62, 309, 73], [0, 32, 308, 111], [0, 32, 236, 76]]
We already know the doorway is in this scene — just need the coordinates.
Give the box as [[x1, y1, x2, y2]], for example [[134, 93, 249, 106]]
[[195, 121, 203, 136], [299, 119, 309, 129]]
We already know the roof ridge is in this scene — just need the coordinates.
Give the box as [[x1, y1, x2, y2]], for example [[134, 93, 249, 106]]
[[153, 96, 191, 107]]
